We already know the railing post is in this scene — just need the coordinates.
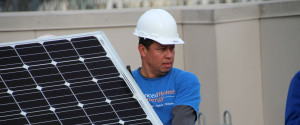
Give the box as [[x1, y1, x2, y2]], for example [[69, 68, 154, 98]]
[[197, 112, 206, 125], [223, 110, 232, 125]]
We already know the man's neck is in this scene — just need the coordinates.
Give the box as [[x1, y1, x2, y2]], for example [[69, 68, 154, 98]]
[[139, 67, 156, 78], [139, 67, 168, 78]]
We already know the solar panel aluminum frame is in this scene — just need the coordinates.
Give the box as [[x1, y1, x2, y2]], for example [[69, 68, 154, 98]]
[[0, 31, 163, 125]]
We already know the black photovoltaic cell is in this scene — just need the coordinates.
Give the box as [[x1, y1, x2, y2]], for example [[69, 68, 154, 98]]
[[0, 34, 156, 125]]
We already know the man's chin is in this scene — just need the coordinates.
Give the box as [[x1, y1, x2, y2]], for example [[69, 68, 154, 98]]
[[161, 67, 172, 73]]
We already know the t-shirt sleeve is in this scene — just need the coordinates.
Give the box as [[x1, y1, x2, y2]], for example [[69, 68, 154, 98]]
[[174, 72, 201, 116], [172, 105, 196, 125], [285, 70, 300, 125]]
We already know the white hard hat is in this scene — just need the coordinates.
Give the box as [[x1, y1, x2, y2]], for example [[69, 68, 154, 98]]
[[133, 9, 184, 45]]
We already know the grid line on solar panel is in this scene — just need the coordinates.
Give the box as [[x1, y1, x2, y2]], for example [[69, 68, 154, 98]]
[[27, 111, 56, 118], [96, 75, 121, 81], [89, 115, 119, 124], [2, 107, 47, 116], [106, 93, 133, 101], [0, 54, 19, 60], [3, 85, 41, 94], [91, 118, 120, 125], [28, 119, 61, 125], [125, 119, 153, 125], [0, 116, 24, 122], [56, 75, 92, 83], [0, 106, 21, 114], [89, 65, 116, 71], [0, 116, 26, 122], [97, 77, 123, 84], [121, 114, 147, 120], [93, 119, 120, 125], [102, 86, 128, 91], [56, 115, 88, 123], [93, 72, 120, 79], [79, 97, 106, 103], [126, 117, 151, 123], [46, 92, 78, 100], [0, 112, 20, 118], [51, 101, 78, 107]]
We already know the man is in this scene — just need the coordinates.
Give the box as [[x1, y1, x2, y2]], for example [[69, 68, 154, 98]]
[[132, 9, 201, 125], [286, 70, 300, 125]]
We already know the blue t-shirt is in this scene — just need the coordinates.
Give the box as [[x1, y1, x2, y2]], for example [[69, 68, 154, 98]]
[[286, 70, 300, 125], [132, 67, 201, 125]]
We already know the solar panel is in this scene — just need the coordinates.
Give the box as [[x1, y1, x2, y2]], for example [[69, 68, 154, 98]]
[[0, 31, 162, 125]]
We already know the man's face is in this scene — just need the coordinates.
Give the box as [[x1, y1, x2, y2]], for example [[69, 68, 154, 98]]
[[141, 42, 175, 77]]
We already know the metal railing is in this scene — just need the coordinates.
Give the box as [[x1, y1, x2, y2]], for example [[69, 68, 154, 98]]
[[223, 110, 232, 125], [198, 112, 207, 125], [197, 110, 232, 125]]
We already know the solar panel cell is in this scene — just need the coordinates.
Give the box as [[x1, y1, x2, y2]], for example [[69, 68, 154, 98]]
[[71, 36, 106, 58], [0, 97, 19, 113], [29, 64, 64, 85], [44, 40, 79, 62], [46, 93, 78, 107], [57, 61, 93, 82], [0, 46, 23, 69], [85, 57, 120, 79], [26, 110, 58, 124], [15, 43, 51, 66]]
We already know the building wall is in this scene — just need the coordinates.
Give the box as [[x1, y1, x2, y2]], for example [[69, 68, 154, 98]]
[[0, 1, 300, 125], [183, 24, 220, 124], [260, 14, 300, 125], [215, 20, 263, 125]]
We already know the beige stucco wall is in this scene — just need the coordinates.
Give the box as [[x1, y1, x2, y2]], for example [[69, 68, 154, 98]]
[[0, 1, 300, 125], [182, 1, 300, 124], [216, 20, 263, 125], [181, 3, 265, 125], [183, 23, 220, 124], [260, 15, 300, 125]]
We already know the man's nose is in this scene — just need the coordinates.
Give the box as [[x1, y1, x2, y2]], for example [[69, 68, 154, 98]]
[[165, 49, 173, 59]]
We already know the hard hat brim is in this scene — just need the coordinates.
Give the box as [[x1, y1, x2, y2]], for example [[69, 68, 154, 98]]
[[152, 36, 184, 45], [133, 32, 184, 45]]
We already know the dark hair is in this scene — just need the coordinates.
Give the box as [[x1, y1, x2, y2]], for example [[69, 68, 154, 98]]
[[139, 37, 155, 50]]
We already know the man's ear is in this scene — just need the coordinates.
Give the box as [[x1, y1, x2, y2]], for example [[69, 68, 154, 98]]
[[138, 44, 147, 58]]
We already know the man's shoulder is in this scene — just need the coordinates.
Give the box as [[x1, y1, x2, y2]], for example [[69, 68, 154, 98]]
[[132, 68, 140, 76], [172, 68, 197, 78], [296, 70, 300, 78], [171, 68, 199, 84]]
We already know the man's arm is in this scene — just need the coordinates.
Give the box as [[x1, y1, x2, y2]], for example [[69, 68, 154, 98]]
[[172, 105, 197, 125], [172, 71, 200, 125]]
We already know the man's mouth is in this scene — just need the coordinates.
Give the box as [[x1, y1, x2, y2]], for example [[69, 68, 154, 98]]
[[163, 62, 172, 68]]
